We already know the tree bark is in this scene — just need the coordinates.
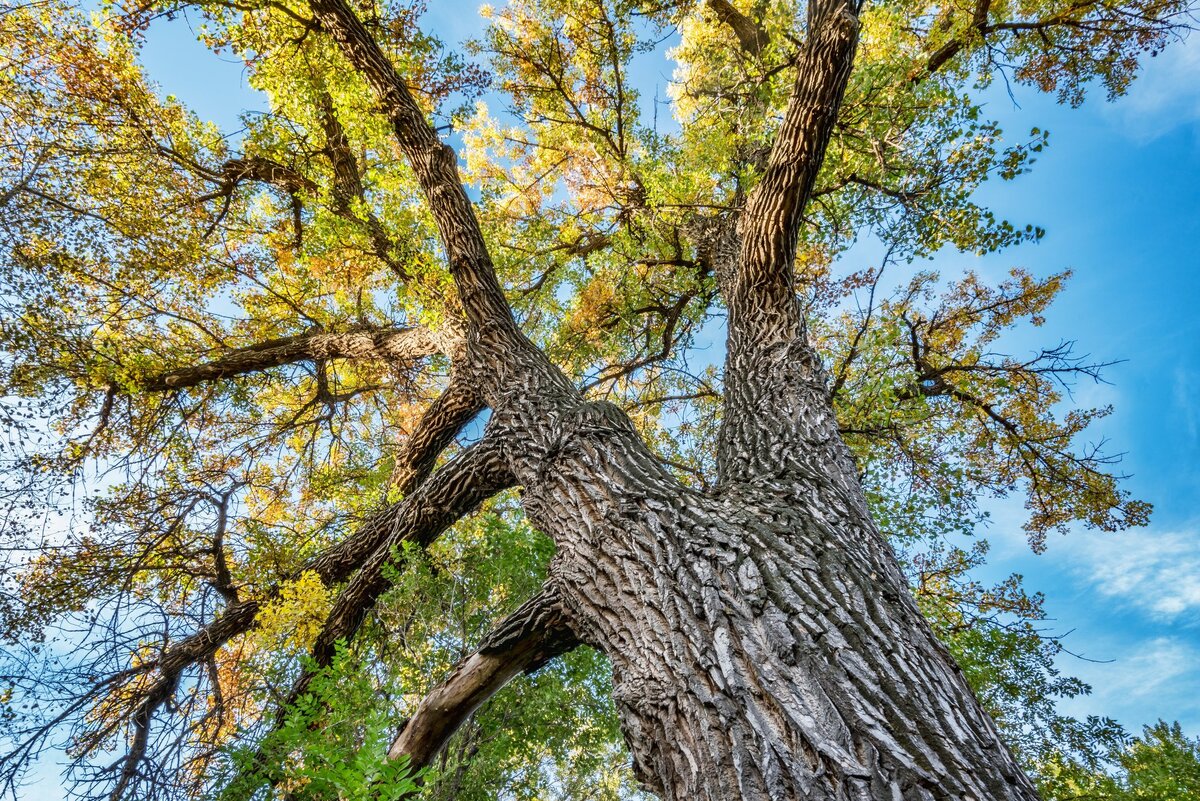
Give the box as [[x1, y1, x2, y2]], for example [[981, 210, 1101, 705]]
[[387, 586, 578, 770], [505, 396, 1038, 801], [140, 326, 442, 391], [294, 2, 1043, 797]]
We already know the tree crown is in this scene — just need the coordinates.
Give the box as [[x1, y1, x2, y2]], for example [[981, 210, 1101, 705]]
[[0, 0, 1189, 797]]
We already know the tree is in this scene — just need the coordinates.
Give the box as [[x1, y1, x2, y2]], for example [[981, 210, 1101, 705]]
[[1040, 720, 1200, 801], [0, 0, 1189, 799], [1115, 721, 1200, 800]]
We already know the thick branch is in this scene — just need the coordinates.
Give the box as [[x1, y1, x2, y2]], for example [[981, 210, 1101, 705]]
[[307, 438, 515, 669], [387, 586, 579, 770], [391, 373, 485, 496], [306, 0, 516, 333], [731, 0, 861, 339], [717, 0, 861, 485], [140, 326, 441, 391], [707, 0, 771, 55]]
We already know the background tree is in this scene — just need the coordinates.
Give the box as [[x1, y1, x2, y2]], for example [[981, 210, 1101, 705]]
[[1039, 721, 1200, 801], [0, 0, 1191, 799]]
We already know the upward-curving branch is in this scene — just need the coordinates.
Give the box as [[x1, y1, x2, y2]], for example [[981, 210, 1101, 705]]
[[305, 0, 517, 335], [717, 0, 862, 484], [730, 0, 861, 342]]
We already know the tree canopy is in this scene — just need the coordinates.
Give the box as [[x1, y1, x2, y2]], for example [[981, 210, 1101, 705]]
[[0, 0, 1192, 799]]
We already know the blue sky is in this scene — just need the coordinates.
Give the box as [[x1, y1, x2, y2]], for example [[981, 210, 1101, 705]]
[[955, 44, 1200, 734], [137, 0, 1200, 737], [12, 5, 1186, 793]]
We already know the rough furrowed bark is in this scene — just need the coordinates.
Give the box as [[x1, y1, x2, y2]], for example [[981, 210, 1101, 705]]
[[306, 0, 517, 335], [728, 0, 860, 339], [390, 373, 485, 496], [508, 398, 1038, 801], [719, 0, 862, 485], [305, 0, 586, 411]]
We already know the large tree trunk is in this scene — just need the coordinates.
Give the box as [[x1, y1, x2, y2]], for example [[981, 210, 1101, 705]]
[[298, 1, 1044, 796], [510, 371, 1038, 801]]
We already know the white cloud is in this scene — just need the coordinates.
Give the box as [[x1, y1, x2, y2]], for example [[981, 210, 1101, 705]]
[[1058, 636, 1200, 732], [1069, 528, 1200, 621], [1089, 636, 1193, 699], [1103, 32, 1200, 141]]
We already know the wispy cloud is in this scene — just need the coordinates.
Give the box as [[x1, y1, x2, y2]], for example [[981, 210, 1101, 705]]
[[1072, 528, 1200, 620], [1059, 636, 1200, 731], [1088, 636, 1194, 700], [1175, 368, 1200, 445], [1103, 32, 1200, 141]]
